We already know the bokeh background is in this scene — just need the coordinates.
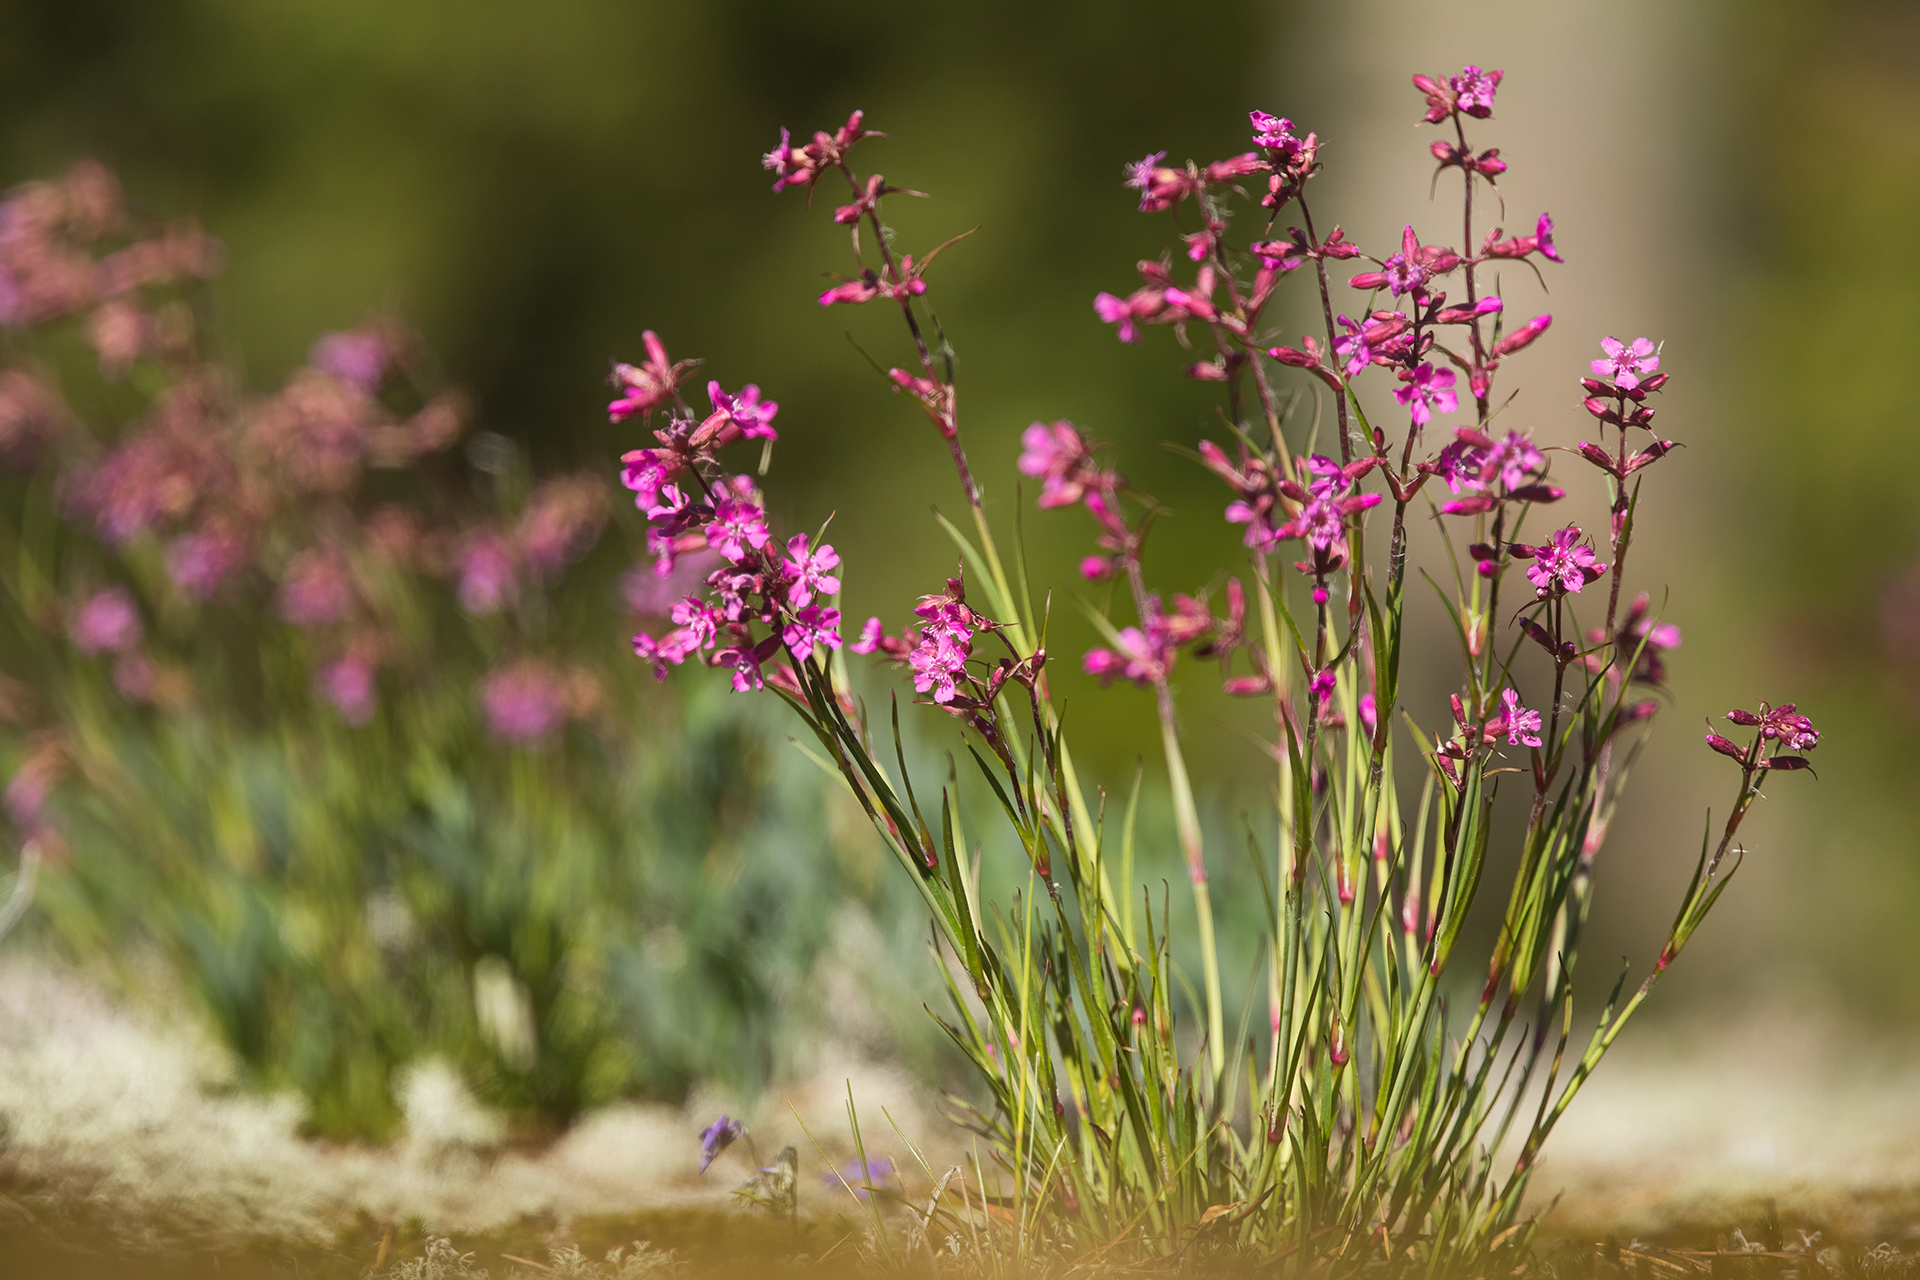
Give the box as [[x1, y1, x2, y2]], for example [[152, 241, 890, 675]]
[[0, 0, 1916, 1190]]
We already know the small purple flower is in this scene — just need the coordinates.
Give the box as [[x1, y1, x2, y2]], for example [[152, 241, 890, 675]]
[[705, 498, 771, 565], [1309, 668, 1337, 701], [1591, 336, 1659, 390], [1382, 251, 1426, 298], [1431, 440, 1487, 494], [316, 652, 377, 725], [1083, 615, 1172, 689], [1393, 363, 1458, 426], [705, 381, 780, 441], [782, 604, 842, 654], [278, 552, 353, 628], [309, 330, 388, 392], [1092, 292, 1141, 344], [699, 1115, 743, 1174], [1018, 420, 1097, 509], [909, 630, 970, 703], [1510, 525, 1608, 598], [783, 533, 842, 606], [1534, 213, 1562, 264], [1304, 453, 1353, 500], [1450, 65, 1503, 118], [849, 616, 886, 655], [827, 1155, 895, 1199], [1359, 693, 1378, 738], [458, 533, 519, 615], [632, 627, 696, 682], [1501, 687, 1542, 748], [620, 447, 678, 512], [1479, 429, 1543, 490], [168, 527, 248, 601], [479, 660, 569, 745], [1331, 316, 1372, 377], [669, 596, 722, 650], [1249, 111, 1298, 153], [69, 586, 143, 654]]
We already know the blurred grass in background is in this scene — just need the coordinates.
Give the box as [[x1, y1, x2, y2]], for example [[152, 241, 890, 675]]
[[0, 0, 1915, 1144]]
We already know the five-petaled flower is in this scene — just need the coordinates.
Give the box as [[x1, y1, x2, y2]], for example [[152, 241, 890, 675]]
[[1591, 336, 1660, 390], [1393, 362, 1458, 426], [704, 381, 780, 442], [782, 534, 841, 606], [705, 498, 771, 564], [1499, 687, 1542, 748], [1509, 525, 1607, 598]]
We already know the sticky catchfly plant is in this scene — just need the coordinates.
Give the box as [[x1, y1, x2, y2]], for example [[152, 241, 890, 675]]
[[608, 69, 1817, 1273]]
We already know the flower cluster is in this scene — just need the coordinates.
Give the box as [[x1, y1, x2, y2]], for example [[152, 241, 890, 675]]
[[618, 337, 844, 693]]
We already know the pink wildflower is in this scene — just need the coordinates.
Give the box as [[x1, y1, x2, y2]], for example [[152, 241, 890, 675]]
[[1591, 336, 1659, 390], [167, 524, 248, 600], [310, 330, 388, 392], [1018, 420, 1098, 509], [704, 498, 771, 564], [479, 660, 569, 745], [909, 630, 970, 703], [782, 604, 842, 654], [1510, 525, 1607, 598], [608, 332, 696, 422], [278, 551, 353, 627], [1727, 703, 1820, 752], [1500, 687, 1542, 748], [782, 533, 842, 606], [1393, 362, 1458, 426], [458, 532, 519, 615], [704, 381, 780, 442], [69, 587, 142, 654], [1451, 66, 1503, 118], [316, 652, 378, 726]]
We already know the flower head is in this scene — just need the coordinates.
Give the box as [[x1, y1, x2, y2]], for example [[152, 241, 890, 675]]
[[782, 604, 842, 655], [479, 660, 571, 745], [782, 533, 842, 606], [1393, 362, 1458, 426], [909, 629, 970, 703], [309, 330, 388, 392], [704, 381, 780, 442], [1510, 525, 1607, 598], [458, 532, 519, 615], [1727, 702, 1820, 752], [699, 1115, 743, 1173], [608, 332, 696, 422], [1500, 687, 1542, 748], [167, 525, 248, 600], [1018, 420, 1099, 508], [1590, 336, 1659, 390], [1451, 65, 1503, 118], [705, 498, 771, 564], [278, 551, 353, 627], [69, 587, 142, 654], [316, 652, 377, 726]]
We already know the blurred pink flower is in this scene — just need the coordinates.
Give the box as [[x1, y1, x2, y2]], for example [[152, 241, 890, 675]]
[[316, 653, 378, 725], [479, 661, 569, 745], [457, 532, 519, 615], [278, 550, 354, 627], [69, 587, 142, 654]]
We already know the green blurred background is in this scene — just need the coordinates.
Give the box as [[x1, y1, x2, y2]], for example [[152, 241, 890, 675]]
[[1, 0, 1915, 1081]]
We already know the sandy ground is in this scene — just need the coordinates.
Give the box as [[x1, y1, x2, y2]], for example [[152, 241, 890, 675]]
[[1, 951, 1917, 1246], [0, 952, 958, 1243]]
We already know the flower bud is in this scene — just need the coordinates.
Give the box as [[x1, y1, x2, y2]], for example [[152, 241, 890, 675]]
[[1704, 733, 1746, 760]]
